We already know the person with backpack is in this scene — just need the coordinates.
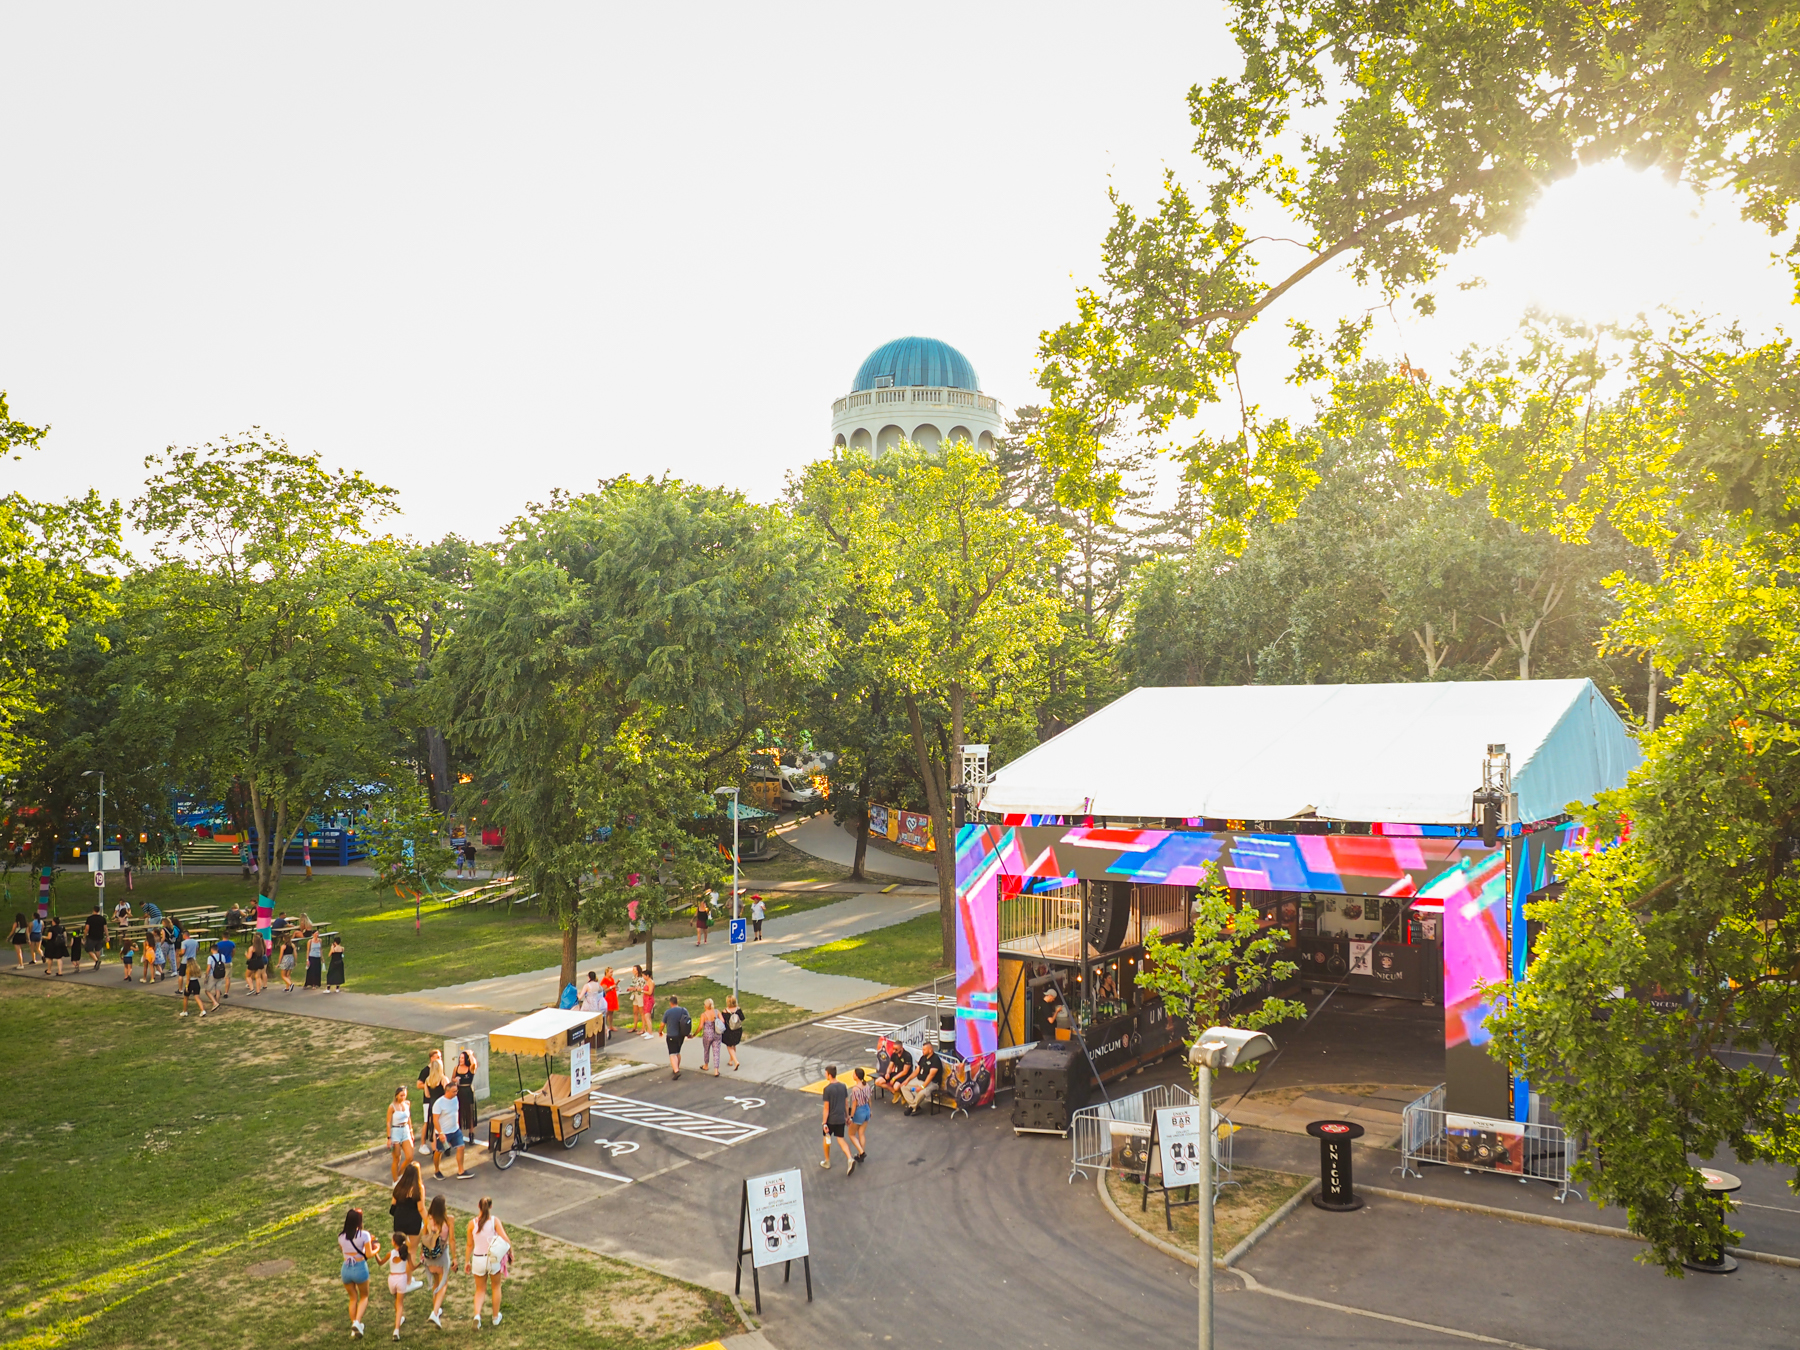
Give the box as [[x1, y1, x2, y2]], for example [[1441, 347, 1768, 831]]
[[213, 934, 235, 998], [722, 995, 745, 1071], [662, 994, 691, 1079], [203, 943, 229, 1011]]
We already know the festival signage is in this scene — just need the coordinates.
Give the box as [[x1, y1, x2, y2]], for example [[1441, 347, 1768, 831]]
[[1153, 1104, 1204, 1188], [1445, 1112, 1526, 1175], [569, 1041, 591, 1096], [746, 1168, 809, 1267]]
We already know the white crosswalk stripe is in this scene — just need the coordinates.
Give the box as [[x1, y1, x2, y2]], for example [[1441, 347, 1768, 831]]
[[814, 1014, 901, 1036], [895, 992, 956, 1009], [584, 1092, 768, 1146]]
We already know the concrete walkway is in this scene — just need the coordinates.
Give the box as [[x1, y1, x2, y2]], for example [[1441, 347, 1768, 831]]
[[777, 813, 939, 882], [392, 889, 940, 1017]]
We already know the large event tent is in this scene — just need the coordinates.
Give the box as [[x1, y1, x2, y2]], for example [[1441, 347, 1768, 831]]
[[979, 678, 1639, 826]]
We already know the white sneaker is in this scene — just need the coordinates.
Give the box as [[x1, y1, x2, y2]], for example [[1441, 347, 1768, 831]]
[[491, 1313, 501, 1326], [406, 1279, 424, 1292], [428, 1310, 442, 1328]]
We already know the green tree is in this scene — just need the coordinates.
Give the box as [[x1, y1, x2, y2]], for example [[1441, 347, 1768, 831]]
[[130, 433, 421, 903], [797, 444, 1065, 959], [366, 780, 457, 900], [443, 477, 833, 993], [1488, 528, 1800, 1271], [0, 392, 125, 774], [1136, 874, 1305, 1082], [1032, 2, 1800, 527]]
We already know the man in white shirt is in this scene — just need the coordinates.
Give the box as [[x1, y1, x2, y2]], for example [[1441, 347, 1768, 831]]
[[430, 1089, 468, 1178]]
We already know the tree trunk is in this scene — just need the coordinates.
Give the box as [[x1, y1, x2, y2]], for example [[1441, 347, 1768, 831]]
[[559, 918, 578, 998], [423, 726, 453, 814], [1647, 659, 1658, 731], [852, 801, 870, 881], [644, 922, 656, 980], [905, 693, 956, 965]]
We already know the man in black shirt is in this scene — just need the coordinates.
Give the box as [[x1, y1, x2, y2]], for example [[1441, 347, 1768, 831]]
[[84, 906, 108, 970], [875, 1041, 913, 1105], [820, 1065, 854, 1173], [663, 994, 692, 1079], [903, 1042, 942, 1114]]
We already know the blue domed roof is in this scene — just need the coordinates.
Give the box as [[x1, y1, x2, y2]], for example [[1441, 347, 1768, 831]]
[[851, 337, 979, 393]]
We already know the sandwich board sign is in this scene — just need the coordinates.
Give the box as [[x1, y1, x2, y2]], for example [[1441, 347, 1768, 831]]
[[734, 1167, 812, 1312], [569, 1040, 592, 1096]]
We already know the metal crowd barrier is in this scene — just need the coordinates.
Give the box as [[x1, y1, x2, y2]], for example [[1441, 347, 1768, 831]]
[[1069, 1083, 1234, 1197], [1393, 1086, 1583, 1203]]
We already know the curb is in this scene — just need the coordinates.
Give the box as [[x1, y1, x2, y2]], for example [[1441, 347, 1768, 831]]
[[1093, 1165, 1319, 1271], [1357, 1184, 1800, 1270]]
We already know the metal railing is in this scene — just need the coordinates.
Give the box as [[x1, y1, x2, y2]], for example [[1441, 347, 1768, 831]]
[[833, 387, 1001, 415], [1069, 1083, 1234, 1195], [1393, 1089, 1583, 1203]]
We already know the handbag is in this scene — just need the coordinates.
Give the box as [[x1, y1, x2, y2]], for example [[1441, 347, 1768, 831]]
[[487, 1234, 511, 1268]]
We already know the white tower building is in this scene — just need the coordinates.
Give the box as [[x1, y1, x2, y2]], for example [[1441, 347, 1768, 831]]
[[830, 336, 1004, 456]]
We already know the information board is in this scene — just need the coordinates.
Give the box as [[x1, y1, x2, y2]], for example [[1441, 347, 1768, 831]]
[[569, 1040, 591, 1096], [746, 1168, 809, 1268], [1153, 1104, 1203, 1187]]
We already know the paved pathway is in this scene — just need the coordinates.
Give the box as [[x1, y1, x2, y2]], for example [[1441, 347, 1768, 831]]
[[776, 813, 939, 882], [2, 890, 939, 1043], [391, 889, 941, 1017]]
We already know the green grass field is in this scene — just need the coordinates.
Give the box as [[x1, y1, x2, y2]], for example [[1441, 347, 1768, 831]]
[[25, 870, 851, 999], [0, 977, 735, 1350], [780, 910, 949, 989]]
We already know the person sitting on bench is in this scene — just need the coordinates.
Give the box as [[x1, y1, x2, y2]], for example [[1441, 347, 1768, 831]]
[[901, 1041, 943, 1114], [874, 1039, 913, 1104]]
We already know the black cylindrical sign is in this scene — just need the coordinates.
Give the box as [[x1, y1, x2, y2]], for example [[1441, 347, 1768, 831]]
[[1307, 1119, 1366, 1211]]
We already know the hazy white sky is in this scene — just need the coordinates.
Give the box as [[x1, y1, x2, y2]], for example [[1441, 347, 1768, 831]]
[[4, 4, 1793, 543]]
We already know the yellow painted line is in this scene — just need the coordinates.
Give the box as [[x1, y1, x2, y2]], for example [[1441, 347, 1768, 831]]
[[680, 1342, 729, 1350]]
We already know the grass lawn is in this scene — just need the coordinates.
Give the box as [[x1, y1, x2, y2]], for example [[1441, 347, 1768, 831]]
[[1105, 1164, 1309, 1257], [0, 978, 736, 1350], [655, 975, 804, 1039], [780, 910, 948, 989]]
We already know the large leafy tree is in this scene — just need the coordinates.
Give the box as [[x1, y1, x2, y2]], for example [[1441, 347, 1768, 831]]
[[797, 444, 1065, 959], [1033, 0, 1800, 528], [442, 477, 833, 992], [0, 392, 124, 775], [130, 434, 422, 902]]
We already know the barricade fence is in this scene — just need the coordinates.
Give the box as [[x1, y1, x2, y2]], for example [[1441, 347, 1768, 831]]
[[1069, 1083, 1235, 1196], [1394, 1091, 1583, 1203]]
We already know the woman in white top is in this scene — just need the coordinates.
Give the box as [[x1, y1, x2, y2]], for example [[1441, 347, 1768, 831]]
[[338, 1206, 379, 1339], [385, 1086, 414, 1182], [465, 1196, 509, 1328]]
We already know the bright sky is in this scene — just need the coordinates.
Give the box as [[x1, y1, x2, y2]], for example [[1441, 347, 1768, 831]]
[[4, 5, 1793, 543]]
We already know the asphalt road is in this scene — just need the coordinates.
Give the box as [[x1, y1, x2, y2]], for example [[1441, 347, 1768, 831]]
[[334, 993, 1800, 1350]]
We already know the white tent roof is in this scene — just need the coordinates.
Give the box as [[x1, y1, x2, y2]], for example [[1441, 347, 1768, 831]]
[[980, 679, 1639, 825]]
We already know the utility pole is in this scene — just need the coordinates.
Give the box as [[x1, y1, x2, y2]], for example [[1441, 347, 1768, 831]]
[[716, 785, 741, 1006]]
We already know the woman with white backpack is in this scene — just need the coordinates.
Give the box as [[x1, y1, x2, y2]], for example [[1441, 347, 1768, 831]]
[[466, 1196, 510, 1327]]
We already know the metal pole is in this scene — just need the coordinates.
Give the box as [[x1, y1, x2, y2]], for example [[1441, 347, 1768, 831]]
[[1197, 1061, 1213, 1350], [97, 772, 105, 866], [730, 788, 740, 1007]]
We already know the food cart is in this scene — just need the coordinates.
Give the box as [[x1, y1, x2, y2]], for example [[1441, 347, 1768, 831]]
[[484, 1007, 606, 1168]]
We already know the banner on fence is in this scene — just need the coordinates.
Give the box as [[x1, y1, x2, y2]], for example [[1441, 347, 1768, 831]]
[[869, 804, 934, 852], [1445, 1111, 1525, 1175]]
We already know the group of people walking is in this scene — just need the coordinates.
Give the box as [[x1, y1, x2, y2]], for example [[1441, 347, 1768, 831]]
[[338, 1187, 509, 1339], [385, 1048, 482, 1182], [9, 900, 350, 1005]]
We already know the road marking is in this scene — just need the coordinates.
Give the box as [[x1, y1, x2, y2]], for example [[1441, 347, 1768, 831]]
[[593, 1137, 640, 1156], [895, 992, 956, 1009], [508, 1150, 633, 1184], [585, 1091, 768, 1146], [1229, 1267, 1550, 1349], [722, 1095, 766, 1110], [816, 1014, 901, 1035]]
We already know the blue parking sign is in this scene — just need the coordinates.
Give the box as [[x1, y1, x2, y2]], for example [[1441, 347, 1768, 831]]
[[730, 917, 748, 945]]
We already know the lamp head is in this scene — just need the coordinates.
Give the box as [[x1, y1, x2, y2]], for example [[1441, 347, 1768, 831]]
[[1188, 1026, 1276, 1071], [713, 786, 737, 796]]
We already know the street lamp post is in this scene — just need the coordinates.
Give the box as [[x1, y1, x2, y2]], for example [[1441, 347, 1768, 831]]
[[80, 771, 105, 870], [714, 785, 740, 1007], [1189, 1026, 1276, 1350]]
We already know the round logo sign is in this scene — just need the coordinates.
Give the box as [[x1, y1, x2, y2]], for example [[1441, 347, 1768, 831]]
[[1318, 1122, 1352, 1134]]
